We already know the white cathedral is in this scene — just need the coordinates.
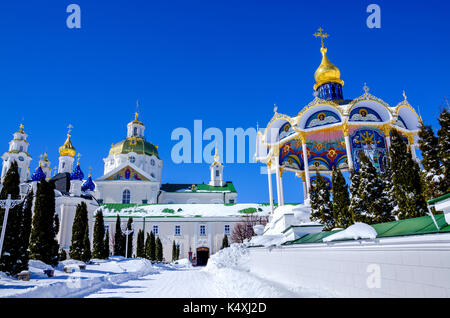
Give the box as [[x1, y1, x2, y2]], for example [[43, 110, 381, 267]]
[[0, 111, 239, 261]]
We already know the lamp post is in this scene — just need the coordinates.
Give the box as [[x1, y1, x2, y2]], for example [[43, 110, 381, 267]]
[[0, 194, 24, 259]]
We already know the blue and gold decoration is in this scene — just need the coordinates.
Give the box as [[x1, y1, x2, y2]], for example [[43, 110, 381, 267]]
[[351, 128, 387, 172], [305, 110, 340, 128], [31, 166, 46, 182]]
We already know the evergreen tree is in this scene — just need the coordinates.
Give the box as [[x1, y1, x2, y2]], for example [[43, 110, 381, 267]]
[[0, 161, 29, 275], [380, 158, 398, 216], [437, 107, 450, 194], [17, 190, 33, 272], [144, 233, 151, 260], [349, 169, 365, 223], [58, 248, 67, 261], [126, 217, 133, 258], [29, 179, 59, 266], [357, 152, 395, 224], [390, 129, 428, 219], [69, 202, 89, 261], [221, 234, 229, 249], [176, 244, 180, 260], [92, 209, 105, 259], [309, 170, 334, 230], [331, 166, 352, 228], [81, 227, 91, 263], [136, 229, 145, 258], [113, 215, 125, 256], [155, 237, 163, 262], [103, 230, 110, 259], [418, 122, 444, 200], [148, 231, 156, 261], [172, 240, 177, 262]]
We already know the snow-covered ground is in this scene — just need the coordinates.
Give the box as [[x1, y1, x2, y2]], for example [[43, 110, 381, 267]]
[[0, 245, 330, 298]]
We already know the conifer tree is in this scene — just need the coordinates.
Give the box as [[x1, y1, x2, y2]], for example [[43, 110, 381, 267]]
[[149, 231, 156, 261], [58, 248, 67, 261], [17, 190, 33, 272], [349, 168, 365, 223], [144, 233, 151, 260], [390, 129, 428, 219], [126, 217, 133, 258], [172, 240, 177, 262], [69, 202, 89, 261], [418, 122, 444, 200], [437, 107, 450, 194], [136, 229, 145, 258], [155, 237, 163, 262], [113, 215, 125, 256], [176, 244, 180, 260], [331, 166, 352, 228], [380, 158, 398, 216], [92, 209, 105, 259], [103, 230, 110, 259], [29, 179, 59, 266], [0, 162, 28, 275], [357, 152, 395, 224], [221, 234, 229, 249], [309, 170, 334, 230], [81, 227, 91, 263]]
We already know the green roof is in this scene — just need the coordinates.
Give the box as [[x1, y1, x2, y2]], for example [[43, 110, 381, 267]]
[[428, 193, 450, 205], [284, 214, 450, 245], [160, 182, 236, 193], [109, 138, 159, 158]]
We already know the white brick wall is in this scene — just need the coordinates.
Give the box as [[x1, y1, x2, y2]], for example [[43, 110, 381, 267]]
[[247, 233, 450, 297]]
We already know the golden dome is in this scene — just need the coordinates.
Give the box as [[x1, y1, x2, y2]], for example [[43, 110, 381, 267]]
[[313, 47, 344, 91], [312, 28, 344, 91], [59, 134, 76, 157]]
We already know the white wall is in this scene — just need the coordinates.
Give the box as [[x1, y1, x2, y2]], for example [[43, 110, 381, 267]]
[[247, 233, 450, 297]]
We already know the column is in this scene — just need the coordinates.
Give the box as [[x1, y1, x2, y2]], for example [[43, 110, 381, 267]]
[[408, 135, 418, 162], [279, 168, 285, 206], [298, 172, 307, 201], [300, 133, 311, 200], [267, 161, 274, 214], [383, 125, 391, 149], [275, 155, 282, 207], [342, 123, 354, 170]]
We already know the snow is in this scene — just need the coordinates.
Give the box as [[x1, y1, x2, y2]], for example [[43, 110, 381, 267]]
[[101, 203, 271, 218], [323, 223, 377, 242], [0, 257, 156, 298], [247, 235, 286, 247]]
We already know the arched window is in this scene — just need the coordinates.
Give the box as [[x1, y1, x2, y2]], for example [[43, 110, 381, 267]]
[[133, 127, 138, 136], [122, 189, 131, 204]]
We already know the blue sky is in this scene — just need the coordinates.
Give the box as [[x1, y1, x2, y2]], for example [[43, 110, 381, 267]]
[[0, 0, 448, 203]]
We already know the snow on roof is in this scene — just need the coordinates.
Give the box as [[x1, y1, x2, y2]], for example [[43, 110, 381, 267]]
[[99, 203, 272, 218]]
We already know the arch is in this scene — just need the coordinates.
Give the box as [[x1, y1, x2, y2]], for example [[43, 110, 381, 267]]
[[348, 100, 392, 123], [395, 105, 420, 131], [263, 115, 295, 144], [210, 199, 223, 204], [122, 189, 131, 204], [297, 105, 343, 130], [186, 199, 201, 204]]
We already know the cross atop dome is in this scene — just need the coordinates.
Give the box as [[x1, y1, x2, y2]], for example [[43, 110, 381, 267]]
[[313, 27, 329, 49]]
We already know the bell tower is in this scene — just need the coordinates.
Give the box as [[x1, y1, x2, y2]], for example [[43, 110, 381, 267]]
[[209, 146, 225, 187], [1, 123, 32, 183]]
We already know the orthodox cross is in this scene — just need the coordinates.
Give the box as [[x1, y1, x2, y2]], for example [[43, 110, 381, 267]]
[[0, 194, 24, 259], [77, 153, 82, 165], [363, 82, 370, 93], [88, 166, 93, 176], [67, 124, 74, 135], [313, 27, 329, 48], [273, 104, 278, 113], [403, 90, 407, 101]]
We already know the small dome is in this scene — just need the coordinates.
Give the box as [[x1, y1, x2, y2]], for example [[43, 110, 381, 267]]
[[109, 137, 159, 158], [59, 134, 76, 158], [31, 166, 46, 182], [70, 163, 84, 181], [313, 47, 344, 91], [81, 175, 95, 192]]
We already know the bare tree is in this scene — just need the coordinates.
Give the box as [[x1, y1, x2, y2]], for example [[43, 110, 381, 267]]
[[231, 214, 269, 243]]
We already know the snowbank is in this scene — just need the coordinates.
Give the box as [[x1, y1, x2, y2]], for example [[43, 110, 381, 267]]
[[205, 244, 250, 272], [247, 234, 286, 247], [323, 223, 377, 242], [0, 257, 157, 298]]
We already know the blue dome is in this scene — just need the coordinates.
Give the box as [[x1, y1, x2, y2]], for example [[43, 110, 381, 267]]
[[81, 175, 95, 192], [70, 163, 84, 181], [31, 166, 46, 182]]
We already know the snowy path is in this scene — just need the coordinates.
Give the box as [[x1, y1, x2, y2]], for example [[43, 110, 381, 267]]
[[85, 265, 319, 298]]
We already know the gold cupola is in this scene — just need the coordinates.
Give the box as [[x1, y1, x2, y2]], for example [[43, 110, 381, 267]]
[[313, 28, 344, 92], [59, 125, 76, 157]]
